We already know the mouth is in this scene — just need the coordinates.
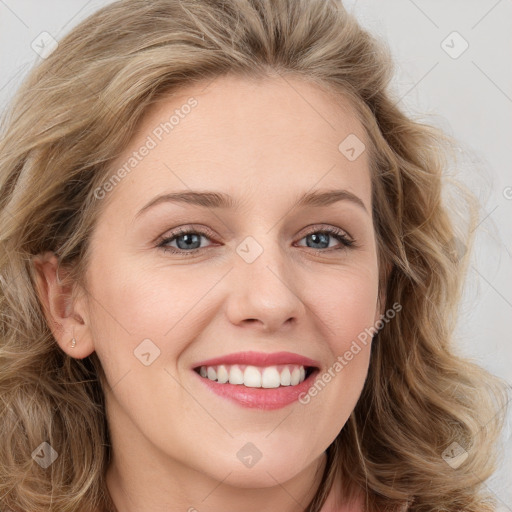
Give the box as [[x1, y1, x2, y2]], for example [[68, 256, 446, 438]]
[[190, 350, 322, 409], [193, 363, 319, 388], [192, 363, 321, 410]]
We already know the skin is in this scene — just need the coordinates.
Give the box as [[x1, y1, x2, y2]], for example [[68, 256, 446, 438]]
[[34, 74, 384, 512]]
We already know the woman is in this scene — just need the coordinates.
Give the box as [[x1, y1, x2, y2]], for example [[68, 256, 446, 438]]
[[0, 1, 508, 511]]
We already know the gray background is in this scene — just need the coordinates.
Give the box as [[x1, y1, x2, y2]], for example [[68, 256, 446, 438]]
[[1, 0, 510, 509]]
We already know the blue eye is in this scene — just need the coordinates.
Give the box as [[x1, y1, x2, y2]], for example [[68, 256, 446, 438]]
[[298, 228, 354, 251], [157, 225, 355, 256], [157, 226, 216, 255]]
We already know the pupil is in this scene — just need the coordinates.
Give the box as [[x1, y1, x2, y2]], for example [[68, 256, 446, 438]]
[[309, 233, 328, 249], [178, 234, 200, 250]]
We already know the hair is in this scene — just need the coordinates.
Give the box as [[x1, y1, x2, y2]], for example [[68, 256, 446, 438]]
[[0, 0, 509, 511]]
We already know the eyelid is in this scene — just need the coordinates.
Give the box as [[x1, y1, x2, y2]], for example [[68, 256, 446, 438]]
[[300, 224, 354, 243], [156, 223, 357, 255], [155, 224, 217, 244], [157, 223, 353, 242]]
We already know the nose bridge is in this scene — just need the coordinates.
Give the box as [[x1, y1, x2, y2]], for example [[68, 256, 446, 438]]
[[235, 229, 287, 281], [226, 230, 304, 329]]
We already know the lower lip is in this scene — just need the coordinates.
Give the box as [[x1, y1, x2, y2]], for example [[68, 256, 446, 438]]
[[192, 369, 320, 410]]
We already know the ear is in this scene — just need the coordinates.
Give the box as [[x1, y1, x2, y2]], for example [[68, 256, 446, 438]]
[[32, 251, 95, 359]]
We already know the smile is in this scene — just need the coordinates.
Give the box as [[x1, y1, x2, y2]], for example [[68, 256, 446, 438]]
[[194, 364, 313, 388]]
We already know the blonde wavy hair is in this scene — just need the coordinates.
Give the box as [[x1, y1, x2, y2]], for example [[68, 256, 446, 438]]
[[0, 0, 509, 511]]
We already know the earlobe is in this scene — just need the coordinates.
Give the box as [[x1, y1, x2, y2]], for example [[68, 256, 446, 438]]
[[32, 251, 95, 359]]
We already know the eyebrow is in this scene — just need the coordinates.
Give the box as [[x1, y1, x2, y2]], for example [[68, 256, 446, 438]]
[[135, 188, 368, 219]]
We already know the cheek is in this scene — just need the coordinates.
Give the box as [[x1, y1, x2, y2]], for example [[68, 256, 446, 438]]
[[87, 252, 199, 334], [290, 266, 378, 448], [85, 254, 222, 382], [305, 264, 379, 352], [83, 257, 179, 380]]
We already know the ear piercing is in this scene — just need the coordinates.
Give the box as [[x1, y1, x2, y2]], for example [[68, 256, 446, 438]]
[[70, 338, 77, 348]]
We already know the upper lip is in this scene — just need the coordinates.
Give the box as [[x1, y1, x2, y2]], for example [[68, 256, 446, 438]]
[[192, 350, 321, 370]]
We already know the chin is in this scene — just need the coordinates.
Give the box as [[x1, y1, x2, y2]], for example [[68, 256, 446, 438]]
[[215, 466, 302, 488], [197, 451, 317, 488]]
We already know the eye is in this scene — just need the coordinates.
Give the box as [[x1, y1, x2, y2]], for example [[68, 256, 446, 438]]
[[156, 225, 356, 256], [295, 226, 355, 253], [157, 226, 216, 255]]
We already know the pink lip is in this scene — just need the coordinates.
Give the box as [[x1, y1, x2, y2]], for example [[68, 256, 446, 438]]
[[192, 350, 320, 369], [193, 369, 320, 410], [191, 350, 321, 410]]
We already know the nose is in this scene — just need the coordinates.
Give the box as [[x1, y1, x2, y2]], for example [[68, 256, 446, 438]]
[[224, 235, 306, 333]]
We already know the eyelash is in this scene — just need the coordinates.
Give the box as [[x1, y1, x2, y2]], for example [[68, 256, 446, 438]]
[[156, 225, 356, 256]]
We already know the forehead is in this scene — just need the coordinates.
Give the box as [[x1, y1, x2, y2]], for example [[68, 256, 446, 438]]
[[102, 73, 371, 215]]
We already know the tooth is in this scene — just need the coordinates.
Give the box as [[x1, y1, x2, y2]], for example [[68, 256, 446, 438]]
[[244, 365, 262, 387], [228, 364, 244, 385], [261, 367, 281, 388], [280, 366, 291, 386], [200, 363, 308, 387], [290, 367, 301, 386], [217, 365, 229, 383]]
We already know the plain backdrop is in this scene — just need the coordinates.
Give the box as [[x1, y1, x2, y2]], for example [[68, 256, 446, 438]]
[[1, 0, 511, 509]]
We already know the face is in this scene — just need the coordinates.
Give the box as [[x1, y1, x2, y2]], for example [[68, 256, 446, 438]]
[[58, 75, 382, 487]]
